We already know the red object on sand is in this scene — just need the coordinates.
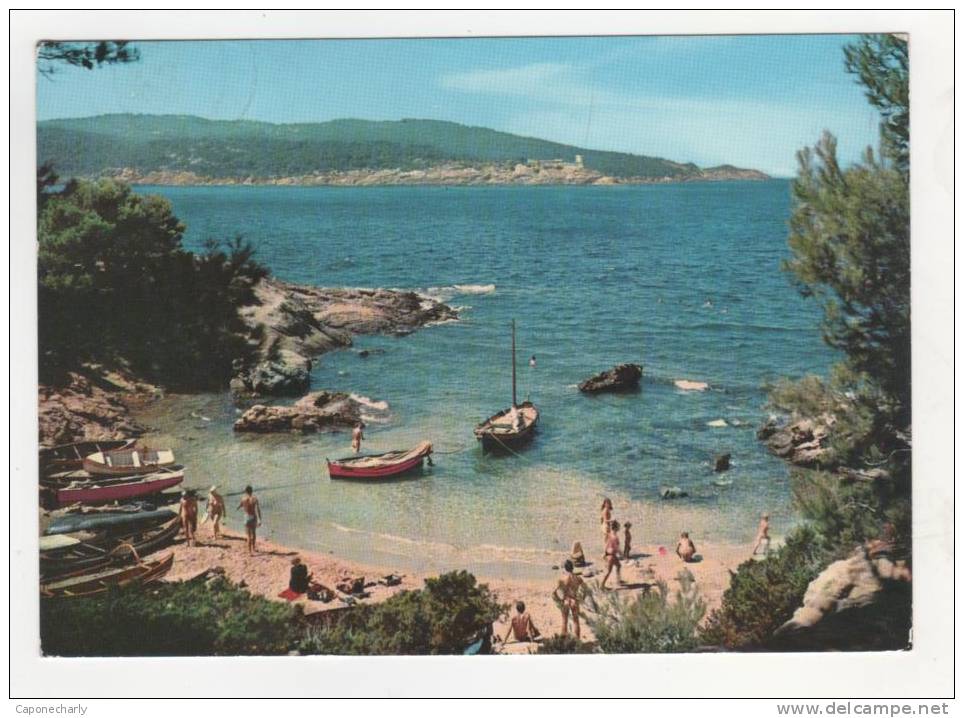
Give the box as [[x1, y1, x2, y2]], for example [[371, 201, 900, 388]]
[[278, 588, 303, 601], [658, 546, 667, 556]]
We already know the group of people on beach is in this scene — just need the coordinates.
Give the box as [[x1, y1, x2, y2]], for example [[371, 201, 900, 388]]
[[178, 484, 263, 555]]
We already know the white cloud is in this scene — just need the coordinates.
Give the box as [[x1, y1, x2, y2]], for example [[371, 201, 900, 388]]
[[439, 62, 573, 96]]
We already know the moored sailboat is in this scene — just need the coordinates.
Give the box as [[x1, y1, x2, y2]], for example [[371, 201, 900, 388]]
[[474, 320, 539, 453]]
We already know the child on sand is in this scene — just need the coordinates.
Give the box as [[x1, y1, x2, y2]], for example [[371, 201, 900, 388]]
[[570, 541, 587, 568], [623, 522, 633, 560], [676, 532, 697, 562]]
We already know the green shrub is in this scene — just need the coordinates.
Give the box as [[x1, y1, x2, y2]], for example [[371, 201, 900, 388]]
[[700, 526, 827, 650], [536, 634, 596, 654], [300, 570, 506, 655], [41, 577, 301, 656], [582, 570, 706, 653]]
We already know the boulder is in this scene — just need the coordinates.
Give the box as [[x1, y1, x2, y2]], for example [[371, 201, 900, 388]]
[[38, 370, 149, 446], [233, 350, 312, 396], [578, 363, 642, 393], [713, 453, 731, 472], [674, 379, 709, 391], [233, 390, 375, 434], [660, 486, 689, 499], [772, 547, 912, 651], [759, 414, 834, 468]]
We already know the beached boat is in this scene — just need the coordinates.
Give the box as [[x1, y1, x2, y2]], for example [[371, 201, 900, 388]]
[[327, 441, 433, 480], [82, 446, 176, 476], [40, 552, 174, 599], [475, 320, 540, 453], [53, 467, 184, 507], [40, 439, 135, 475], [40, 515, 180, 580], [44, 505, 177, 536]]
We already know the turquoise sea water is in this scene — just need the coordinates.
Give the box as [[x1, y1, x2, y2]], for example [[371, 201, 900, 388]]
[[135, 182, 834, 579]]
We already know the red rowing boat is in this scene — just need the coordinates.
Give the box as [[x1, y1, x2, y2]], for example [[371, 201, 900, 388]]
[[55, 467, 184, 506], [327, 441, 433, 480]]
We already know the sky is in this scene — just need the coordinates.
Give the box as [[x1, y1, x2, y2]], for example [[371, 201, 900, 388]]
[[36, 35, 883, 177]]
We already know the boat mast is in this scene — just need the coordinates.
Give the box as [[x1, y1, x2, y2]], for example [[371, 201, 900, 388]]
[[511, 319, 517, 407]]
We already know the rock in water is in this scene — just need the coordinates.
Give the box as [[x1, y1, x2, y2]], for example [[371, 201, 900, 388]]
[[707, 419, 728, 428], [713, 453, 731, 472], [674, 379, 709, 391], [759, 414, 834, 467], [233, 390, 376, 433], [660, 486, 689, 499], [578, 363, 643, 393]]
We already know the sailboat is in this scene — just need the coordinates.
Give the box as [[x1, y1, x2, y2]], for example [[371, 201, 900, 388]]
[[474, 320, 539, 453]]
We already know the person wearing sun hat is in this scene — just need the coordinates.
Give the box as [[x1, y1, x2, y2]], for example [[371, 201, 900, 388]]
[[204, 485, 226, 539]]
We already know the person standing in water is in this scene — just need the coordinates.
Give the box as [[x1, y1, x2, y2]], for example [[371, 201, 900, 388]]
[[529, 355, 536, 368], [752, 513, 771, 556], [351, 422, 364, 453], [237, 485, 262, 555], [552, 560, 585, 639]]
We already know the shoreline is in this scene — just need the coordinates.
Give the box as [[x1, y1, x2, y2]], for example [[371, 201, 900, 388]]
[[162, 522, 757, 652]]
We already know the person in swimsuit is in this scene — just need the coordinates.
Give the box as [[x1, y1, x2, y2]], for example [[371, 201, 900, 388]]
[[752, 513, 771, 556], [601, 520, 624, 589], [676, 532, 697, 562], [501, 601, 541, 643], [205, 485, 225, 540], [623, 521, 633, 560], [179, 489, 199, 547], [351, 423, 364, 453], [529, 355, 536, 368], [237, 485, 262, 555], [600, 497, 613, 544], [553, 560, 585, 639]]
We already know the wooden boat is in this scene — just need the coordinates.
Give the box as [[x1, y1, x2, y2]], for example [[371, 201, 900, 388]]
[[44, 505, 177, 536], [83, 446, 176, 477], [40, 553, 174, 599], [327, 441, 433, 480], [40, 439, 135, 475], [53, 467, 184, 507], [40, 515, 181, 580], [475, 320, 540, 453]]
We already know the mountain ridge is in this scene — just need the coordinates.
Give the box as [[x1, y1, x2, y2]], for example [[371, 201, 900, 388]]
[[38, 114, 769, 185]]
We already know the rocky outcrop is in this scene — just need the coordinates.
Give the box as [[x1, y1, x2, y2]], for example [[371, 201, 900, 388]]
[[713, 453, 731, 472], [107, 163, 770, 188], [578, 363, 642, 393], [233, 391, 382, 434], [38, 368, 155, 446], [772, 547, 912, 651], [232, 278, 457, 396], [757, 414, 835, 468]]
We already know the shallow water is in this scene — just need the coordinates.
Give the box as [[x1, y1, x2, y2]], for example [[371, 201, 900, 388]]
[[135, 182, 834, 579]]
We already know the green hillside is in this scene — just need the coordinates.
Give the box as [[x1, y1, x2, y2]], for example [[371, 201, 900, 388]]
[[37, 114, 742, 179]]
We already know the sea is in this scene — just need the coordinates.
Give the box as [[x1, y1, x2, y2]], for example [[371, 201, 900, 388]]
[[134, 181, 835, 580]]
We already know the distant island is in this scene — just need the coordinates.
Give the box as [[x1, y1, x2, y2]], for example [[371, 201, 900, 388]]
[[38, 114, 769, 186]]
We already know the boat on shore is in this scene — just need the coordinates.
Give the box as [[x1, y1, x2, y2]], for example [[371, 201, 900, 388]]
[[475, 320, 540, 453], [52, 467, 184, 507], [40, 553, 175, 599], [83, 446, 176, 477], [40, 439, 136, 475], [327, 441, 433, 480], [40, 515, 180, 580], [44, 505, 177, 536]]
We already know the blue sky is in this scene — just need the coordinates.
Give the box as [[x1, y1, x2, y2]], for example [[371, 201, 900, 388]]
[[37, 35, 882, 177]]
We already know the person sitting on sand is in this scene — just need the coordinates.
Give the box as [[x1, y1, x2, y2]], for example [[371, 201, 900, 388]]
[[501, 601, 541, 643], [570, 541, 587, 568], [752, 513, 771, 556], [553, 560, 585, 639], [676, 532, 697, 562], [179, 489, 199, 547], [601, 520, 624, 589], [204, 485, 225, 540], [623, 521, 633, 560], [351, 423, 364, 454], [237, 485, 262, 555], [289, 556, 312, 594]]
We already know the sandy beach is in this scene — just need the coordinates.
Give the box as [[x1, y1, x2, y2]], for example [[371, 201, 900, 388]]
[[162, 521, 757, 654]]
